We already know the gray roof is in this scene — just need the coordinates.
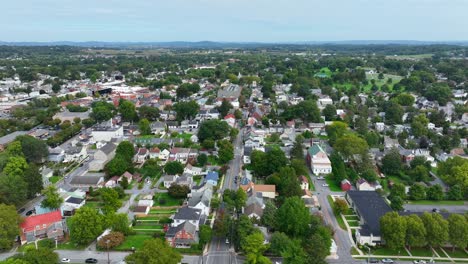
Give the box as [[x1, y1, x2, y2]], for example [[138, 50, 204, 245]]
[[65, 196, 84, 204], [70, 175, 104, 185], [244, 203, 263, 218], [166, 221, 198, 242], [173, 207, 202, 221], [99, 142, 116, 155], [188, 188, 212, 208]]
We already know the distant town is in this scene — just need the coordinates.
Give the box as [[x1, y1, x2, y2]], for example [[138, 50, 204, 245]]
[[0, 44, 467, 264]]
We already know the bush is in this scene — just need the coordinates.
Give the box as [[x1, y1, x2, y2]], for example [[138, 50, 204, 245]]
[[97, 232, 125, 249], [159, 217, 172, 224], [333, 198, 349, 215]]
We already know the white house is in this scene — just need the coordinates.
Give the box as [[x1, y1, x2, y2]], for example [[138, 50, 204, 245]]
[[187, 187, 212, 216], [307, 144, 332, 175]]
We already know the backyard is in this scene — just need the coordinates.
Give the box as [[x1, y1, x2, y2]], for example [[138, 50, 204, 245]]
[[153, 193, 184, 206]]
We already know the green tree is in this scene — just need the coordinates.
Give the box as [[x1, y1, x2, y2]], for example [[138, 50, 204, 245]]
[[333, 198, 349, 215], [409, 165, 430, 182], [91, 101, 115, 122], [119, 100, 138, 122], [23, 164, 44, 198], [389, 195, 404, 211], [322, 104, 337, 121], [261, 200, 277, 229], [409, 184, 426, 200], [384, 101, 404, 125], [448, 214, 468, 251], [218, 99, 233, 117], [97, 232, 125, 249], [14, 247, 59, 264], [241, 231, 272, 264], [174, 101, 199, 121], [164, 161, 184, 175], [3, 156, 28, 177], [447, 185, 463, 200], [168, 184, 190, 199], [269, 232, 291, 256], [0, 174, 28, 206], [390, 183, 406, 199], [138, 118, 151, 135], [105, 155, 130, 178], [110, 213, 131, 235], [41, 185, 63, 209], [198, 119, 231, 142], [275, 197, 310, 238], [426, 184, 444, 201], [138, 105, 160, 121], [380, 212, 407, 250], [15, 135, 49, 164], [274, 167, 302, 198], [334, 134, 369, 161], [282, 239, 307, 264], [52, 83, 61, 93], [125, 238, 182, 264], [381, 148, 402, 175], [218, 139, 234, 164], [303, 226, 332, 264], [199, 225, 213, 246], [69, 207, 106, 246], [421, 212, 449, 248], [100, 188, 121, 214], [0, 204, 21, 250], [404, 215, 426, 250], [394, 93, 415, 106], [197, 153, 208, 166], [116, 141, 136, 162], [325, 121, 348, 145]]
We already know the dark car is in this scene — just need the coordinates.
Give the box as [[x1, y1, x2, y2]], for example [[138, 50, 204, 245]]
[[85, 258, 98, 263], [369, 258, 379, 263], [25, 210, 35, 216], [18, 208, 26, 214]]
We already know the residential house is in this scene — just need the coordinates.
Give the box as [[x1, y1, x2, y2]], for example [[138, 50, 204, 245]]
[[244, 203, 263, 220], [184, 164, 204, 176], [151, 121, 167, 134], [89, 142, 116, 171], [149, 147, 160, 159], [63, 145, 87, 163], [169, 148, 198, 163], [204, 171, 219, 186], [19, 211, 66, 245], [91, 125, 123, 142], [48, 146, 65, 162], [166, 221, 199, 248], [187, 187, 212, 216], [69, 173, 105, 189], [171, 206, 203, 229], [163, 175, 178, 188], [306, 144, 332, 175], [134, 148, 149, 164], [356, 179, 382, 191], [224, 114, 236, 128], [61, 196, 85, 216]]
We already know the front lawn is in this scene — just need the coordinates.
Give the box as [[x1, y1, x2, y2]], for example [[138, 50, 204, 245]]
[[116, 234, 153, 250], [325, 176, 342, 192], [49, 176, 62, 184], [407, 200, 465, 205], [444, 248, 468, 258], [347, 221, 359, 227], [371, 247, 409, 256], [153, 193, 184, 206], [410, 247, 434, 257], [345, 215, 359, 221]]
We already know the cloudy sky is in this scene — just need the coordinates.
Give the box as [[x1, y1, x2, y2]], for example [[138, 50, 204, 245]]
[[2, 0, 468, 42]]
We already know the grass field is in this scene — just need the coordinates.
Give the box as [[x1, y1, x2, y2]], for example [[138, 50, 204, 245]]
[[325, 176, 342, 192], [345, 215, 360, 221], [444, 248, 468, 258], [116, 234, 153, 250], [148, 208, 177, 214], [407, 200, 465, 205], [176, 133, 193, 140], [371, 247, 409, 256], [153, 193, 184, 206], [49, 176, 62, 184]]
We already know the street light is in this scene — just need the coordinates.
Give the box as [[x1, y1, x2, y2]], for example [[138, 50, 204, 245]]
[[106, 239, 110, 264]]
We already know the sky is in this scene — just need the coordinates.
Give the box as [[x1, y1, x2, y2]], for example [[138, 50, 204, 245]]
[[1, 0, 468, 42]]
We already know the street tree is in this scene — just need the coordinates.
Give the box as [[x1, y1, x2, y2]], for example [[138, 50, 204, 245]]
[[275, 197, 310, 238], [409, 184, 426, 200], [421, 212, 449, 248], [217, 139, 234, 164], [0, 204, 21, 250], [125, 238, 182, 264], [241, 231, 272, 264], [404, 215, 426, 250], [69, 207, 106, 246], [41, 185, 64, 209], [448, 214, 468, 251], [380, 212, 407, 250]]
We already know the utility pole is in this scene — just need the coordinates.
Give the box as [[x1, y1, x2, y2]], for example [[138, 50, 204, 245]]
[[106, 239, 110, 264]]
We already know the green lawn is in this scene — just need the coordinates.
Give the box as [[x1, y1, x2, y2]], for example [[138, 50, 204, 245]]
[[177, 133, 193, 140], [49, 176, 62, 184], [148, 208, 177, 214], [83, 201, 101, 209], [407, 200, 465, 205], [371, 247, 409, 256], [116, 234, 153, 250], [327, 195, 346, 230], [153, 193, 184, 206], [434, 247, 446, 257], [444, 248, 468, 258], [134, 224, 163, 230], [410, 247, 434, 257], [345, 215, 359, 221], [193, 175, 202, 186], [350, 247, 360, 255], [325, 176, 342, 192], [347, 221, 359, 227]]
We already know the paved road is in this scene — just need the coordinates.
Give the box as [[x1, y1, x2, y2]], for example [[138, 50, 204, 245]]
[[222, 128, 243, 192], [403, 203, 467, 213]]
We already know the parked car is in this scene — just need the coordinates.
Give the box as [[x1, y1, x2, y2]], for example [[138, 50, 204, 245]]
[[317, 176, 325, 180], [61, 258, 71, 263], [25, 210, 35, 216], [381, 259, 394, 263], [322, 183, 329, 187], [413, 260, 426, 264], [18, 208, 25, 214], [369, 258, 379, 263], [85, 258, 98, 263]]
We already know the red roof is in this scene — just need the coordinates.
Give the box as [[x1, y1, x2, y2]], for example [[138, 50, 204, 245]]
[[224, 114, 235, 119], [20, 211, 62, 232]]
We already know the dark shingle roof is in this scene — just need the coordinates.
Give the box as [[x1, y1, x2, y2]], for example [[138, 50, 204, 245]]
[[65, 197, 84, 204], [346, 191, 392, 237], [173, 207, 202, 221]]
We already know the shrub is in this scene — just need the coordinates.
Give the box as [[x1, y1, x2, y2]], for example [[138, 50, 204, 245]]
[[97, 232, 125, 249]]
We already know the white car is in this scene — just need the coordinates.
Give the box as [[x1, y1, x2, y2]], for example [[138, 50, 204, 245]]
[[381, 259, 394, 263], [322, 183, 329, 187], [61, 258, 71, 263], [317, 176, 325, 180], [413, 260, 426, 264]]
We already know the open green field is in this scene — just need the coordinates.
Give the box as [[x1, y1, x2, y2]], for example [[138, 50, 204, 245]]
[[408, 200, 465, 205], [325, 176, 342, 192], [410, 247, 434, 257]]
